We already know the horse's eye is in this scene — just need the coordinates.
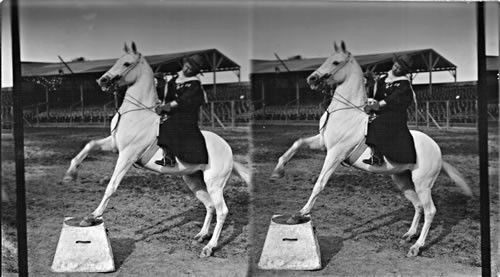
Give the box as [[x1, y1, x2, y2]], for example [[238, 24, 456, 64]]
[[333, 61, 340, 66], [124, 62, 131, 67]]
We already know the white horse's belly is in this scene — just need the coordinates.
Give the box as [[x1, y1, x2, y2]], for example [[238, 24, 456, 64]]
[[349, 130, 442, 175], [351, 147, 414, 174], [141, 130, 233, 177]]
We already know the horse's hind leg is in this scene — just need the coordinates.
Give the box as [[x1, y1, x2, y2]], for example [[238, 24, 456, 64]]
[[199, 173, 230, 258], [183, 171, 214, 243], [391, 171, 422, 242], [406, 169, 439, 257], [271, 134, 324, 180], [63, 136, 115, 184]]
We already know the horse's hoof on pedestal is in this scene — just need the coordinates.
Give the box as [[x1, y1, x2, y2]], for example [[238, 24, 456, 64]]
[[406, 246, 420, 257], [79, 215, 97, 227], [199, 247, 213, 258], [286, 214, 303, 224]]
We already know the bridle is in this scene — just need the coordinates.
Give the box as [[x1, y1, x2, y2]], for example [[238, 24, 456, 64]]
[[312, 53, 366, 118], [311, 52, 352, 93], [99, 53, 142, 92], [98, 54, 157, 118]]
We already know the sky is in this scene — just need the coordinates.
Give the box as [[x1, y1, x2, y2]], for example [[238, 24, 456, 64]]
[[1, 0, 499, 87]]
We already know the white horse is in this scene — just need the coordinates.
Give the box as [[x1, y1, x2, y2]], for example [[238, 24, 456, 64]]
[[270, 41, 472, 257], [63, 42, 251, 258]]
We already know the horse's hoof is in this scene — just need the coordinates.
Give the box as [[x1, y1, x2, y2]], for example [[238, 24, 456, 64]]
[[406, 246, 420, 257], [400, 233, 415, 244], [79, 215, 97, 227], [194, 233, 210, 243], [62, 173, 76, 184], [270, 169, 284, 180], [199, 247, 213, 258], [286, 214, 303, 224], [99, 177, 110, 185]]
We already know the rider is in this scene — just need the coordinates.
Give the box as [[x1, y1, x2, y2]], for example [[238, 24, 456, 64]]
[[154, 54, 209, 167], [363, 54, 417, 166]]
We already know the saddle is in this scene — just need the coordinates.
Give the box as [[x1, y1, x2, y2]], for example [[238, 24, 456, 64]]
[[342, 137, 368, 166]]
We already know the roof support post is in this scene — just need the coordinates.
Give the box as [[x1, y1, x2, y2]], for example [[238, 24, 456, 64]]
[[296, 77, 300, 115], [212, 52, 217, 97], [261, 79, 266, 103], [205, 51, 225, 97], [428, 51, 433, 96]]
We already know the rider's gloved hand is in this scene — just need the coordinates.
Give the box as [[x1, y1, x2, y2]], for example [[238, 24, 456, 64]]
[[162, 102, 172, 112], [364, 98, 380, 113], [155, 104, 164, 115]]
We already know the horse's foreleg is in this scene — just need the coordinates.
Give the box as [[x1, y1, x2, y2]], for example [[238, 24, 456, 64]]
[[183, 172, 214, 243], [391, 172, 422, 242], [271, 134, 323, 180], [81, 153, 134, 226], [63, 136, 115, 184], [199, 174, 230, 258], [291, 150, 341, 222]]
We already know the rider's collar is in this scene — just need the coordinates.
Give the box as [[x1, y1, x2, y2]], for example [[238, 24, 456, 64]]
[[385, 71, 409, 83], [176, 71, 201, 84]]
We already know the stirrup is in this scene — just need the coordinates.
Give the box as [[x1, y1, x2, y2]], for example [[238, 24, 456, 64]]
[[362, 156, 384, 166], [154, 157, 176, 167]]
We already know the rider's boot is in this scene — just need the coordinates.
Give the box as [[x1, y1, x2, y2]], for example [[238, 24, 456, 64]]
[[155, 147, 176, 167], [362, 146, 384, 166]]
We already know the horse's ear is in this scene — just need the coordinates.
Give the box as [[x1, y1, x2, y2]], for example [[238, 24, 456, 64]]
[[333, 41, 339, 52], [131, 41, 137, 54], [124, 43, 130, 53], [340, 41, 346, 53]]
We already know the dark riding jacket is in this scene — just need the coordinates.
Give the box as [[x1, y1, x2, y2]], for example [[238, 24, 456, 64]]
[[366, 76, 416, 164], [157, 74, 208, 164]]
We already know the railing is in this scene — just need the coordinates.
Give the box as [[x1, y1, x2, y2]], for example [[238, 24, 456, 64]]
[[21, 99, 251, 128], [200, 100, 251, 128], [252, 100, 499, 128]]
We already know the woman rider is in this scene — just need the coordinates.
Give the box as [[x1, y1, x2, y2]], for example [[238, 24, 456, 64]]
[[154, 54, 208, 167], [363, 54, 417, 166]]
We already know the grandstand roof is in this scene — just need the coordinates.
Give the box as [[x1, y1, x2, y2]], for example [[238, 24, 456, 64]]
[[22, 48, 240, 77], [251, 48, 456, 75]]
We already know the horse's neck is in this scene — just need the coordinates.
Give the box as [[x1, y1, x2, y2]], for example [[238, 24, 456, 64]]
[[328, 72, 366, 110], [122, 68, 158, 109]]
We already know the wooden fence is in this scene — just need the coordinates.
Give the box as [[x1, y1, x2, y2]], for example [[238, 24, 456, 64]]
[[252, 100, 499, 129]]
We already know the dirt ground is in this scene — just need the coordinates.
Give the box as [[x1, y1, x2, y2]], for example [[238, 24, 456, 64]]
[[1, 124, 499, 277], [1, 126, 251, 277], [249, 124, 498, 277]]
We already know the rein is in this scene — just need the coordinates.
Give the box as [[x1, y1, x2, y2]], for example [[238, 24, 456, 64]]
[[316, 54, 368, 131], [104, 54, 142, 85], [102, 54, 159, 133]]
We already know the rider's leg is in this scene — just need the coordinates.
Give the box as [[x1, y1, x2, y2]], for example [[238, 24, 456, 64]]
[[362, 144, 384, 166], [155, 146, 176, 167]]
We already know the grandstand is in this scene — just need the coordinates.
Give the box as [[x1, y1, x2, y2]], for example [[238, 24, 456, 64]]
[[250, 52, 499, 128], [12, 49, 251, 128]]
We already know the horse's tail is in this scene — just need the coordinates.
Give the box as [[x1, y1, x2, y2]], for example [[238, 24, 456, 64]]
[[232, 161, 252, 185], [442, 160, 472, 197]]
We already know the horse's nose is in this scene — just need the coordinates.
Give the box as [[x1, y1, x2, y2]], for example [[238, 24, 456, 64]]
[[98, 76, 109, 86], [307, 74, 319, 85]]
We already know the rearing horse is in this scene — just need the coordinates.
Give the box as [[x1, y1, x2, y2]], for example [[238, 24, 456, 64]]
[[270, 41, 471, 257], [63, 42, 251, 258]]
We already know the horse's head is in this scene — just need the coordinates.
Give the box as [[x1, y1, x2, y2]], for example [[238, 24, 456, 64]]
[[97, 42, 144, 92], [307, 41, 352, 91]]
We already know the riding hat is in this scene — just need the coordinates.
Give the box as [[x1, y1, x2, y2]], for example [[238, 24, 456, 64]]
[[392, 54, 413, 73], [183, 54, 204, 74]]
